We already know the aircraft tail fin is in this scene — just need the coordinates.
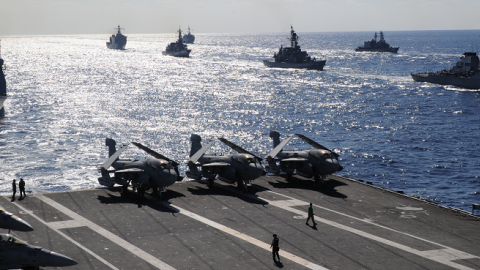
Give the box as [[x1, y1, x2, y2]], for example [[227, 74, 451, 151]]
[[270, 130, 281, 148], [190, 134, 202, 157], [105, 138, 117, 157]]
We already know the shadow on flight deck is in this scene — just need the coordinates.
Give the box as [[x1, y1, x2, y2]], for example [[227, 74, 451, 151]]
[[187, 185, 269, 205], [267, 175, 348, 199]]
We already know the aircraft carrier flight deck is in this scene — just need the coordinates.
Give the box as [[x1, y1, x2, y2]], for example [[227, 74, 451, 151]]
[[2, 174, 479, 270]]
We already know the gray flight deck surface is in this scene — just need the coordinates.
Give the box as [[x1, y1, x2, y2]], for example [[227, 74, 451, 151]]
[[2, 175, 479, 270]]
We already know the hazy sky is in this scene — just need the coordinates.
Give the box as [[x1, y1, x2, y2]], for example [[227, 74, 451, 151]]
[[1, 0, 480, 35]]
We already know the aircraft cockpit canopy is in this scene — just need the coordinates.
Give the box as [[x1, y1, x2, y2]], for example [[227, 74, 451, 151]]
[[147, 159, 170, 171], [0, 234, 27, 245], [0, 206, 12, 216], [309, 149, 332, 160], [234, 154, 256, 165]]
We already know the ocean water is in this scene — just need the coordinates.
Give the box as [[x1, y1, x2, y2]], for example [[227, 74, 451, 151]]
[[0, 30, 479, 212]]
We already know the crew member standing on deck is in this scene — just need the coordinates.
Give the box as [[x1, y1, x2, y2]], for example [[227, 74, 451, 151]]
[[270, 234, 280, 262], [19, 178, 26, 198], [12, 179, 16, 199], [306, 203, 317, 226]]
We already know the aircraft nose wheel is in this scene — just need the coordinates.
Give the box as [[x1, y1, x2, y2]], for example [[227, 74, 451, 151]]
[[207, 178, 214, 188]]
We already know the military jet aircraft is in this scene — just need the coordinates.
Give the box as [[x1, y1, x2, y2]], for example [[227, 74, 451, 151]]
[[0, 233, 77, 269], [265, 130, 344, 186], [98, 138, 183, 200], [185, 134, 265, 192], [0, 206, 34, 232]]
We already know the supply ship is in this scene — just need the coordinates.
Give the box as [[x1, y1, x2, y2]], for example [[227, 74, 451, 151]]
[[106, 25, 127, 50], [263, 26, 326, 70], [355, 31, 399, 53], [411, 52, 480, 89]]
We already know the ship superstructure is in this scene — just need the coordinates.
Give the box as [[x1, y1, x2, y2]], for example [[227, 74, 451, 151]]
[[411, 52, 480, 89], [355, 31, 399, 53], [106, 25, 127, 50], [263, 26, 326, 70]]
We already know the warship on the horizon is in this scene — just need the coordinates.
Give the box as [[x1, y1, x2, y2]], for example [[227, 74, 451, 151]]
[[0, 40, 7, 113], [355, 31, 399, 53], [411, 52, 480, 89], [182, 26, 195, 44], [106, 25, 127, 50], [162, 27, 191, 57], [263, 26, 326, 70]]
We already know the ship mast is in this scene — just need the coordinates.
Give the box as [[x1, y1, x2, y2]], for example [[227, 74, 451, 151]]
[[115, 25, 124, 34], [290, 26, 299, 48]]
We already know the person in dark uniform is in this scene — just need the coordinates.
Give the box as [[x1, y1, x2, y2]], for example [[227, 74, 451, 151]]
[[12, 179, 16, 199], [19, 178, 26, 198], [306, 203, 316, 226], [270, 234, 280, 262]]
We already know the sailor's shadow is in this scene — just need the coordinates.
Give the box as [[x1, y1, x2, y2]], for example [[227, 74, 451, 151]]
[[274, 261, 284, 268], [268, 176, 348, 199], [187, 185, 268, 205]]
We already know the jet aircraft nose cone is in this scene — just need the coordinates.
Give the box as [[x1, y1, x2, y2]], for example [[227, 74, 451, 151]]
[[10, 216, 34, 232], [48, 252, 78, 266]]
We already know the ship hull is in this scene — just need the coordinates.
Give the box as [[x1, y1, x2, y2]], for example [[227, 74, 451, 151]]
[[162, 50, 191, 57], [263, 60, 326, 70], [411, 73, 480, 90], [355, 47, 399, 53], [0, 96, 6, 111], [106, 42, 126, 50]]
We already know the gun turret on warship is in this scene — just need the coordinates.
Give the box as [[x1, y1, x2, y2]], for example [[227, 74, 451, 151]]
[[0, 40, 7, 113], [263, 26, 326, 70], [182, 26, 195, 44], [355, 31, 399, 53], [411, 52, 480, 89], [162, 27, 191, 57], [106, 25, 127, 50]]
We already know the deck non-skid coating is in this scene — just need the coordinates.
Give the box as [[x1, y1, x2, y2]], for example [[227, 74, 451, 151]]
[[2, 175, 480, 270]]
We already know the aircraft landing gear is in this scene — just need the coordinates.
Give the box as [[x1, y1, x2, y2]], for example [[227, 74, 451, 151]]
[[314, 175, 326, 187], [157, 187, 163, 201], [121, 185, 128, 196], [286, 173, 293, 182], [207, 178, 214, 188], [236, 179, 245, 192]]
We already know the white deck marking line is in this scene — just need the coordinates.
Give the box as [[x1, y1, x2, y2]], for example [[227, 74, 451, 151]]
[[11, 201, 119, 270], [263, 193, 478, 270], [35, 194, 176, 270], [158, 201, 329, 270], [48, 219, 85, 230]]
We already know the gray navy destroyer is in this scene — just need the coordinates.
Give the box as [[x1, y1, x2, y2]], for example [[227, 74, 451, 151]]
[[162, 27, 191, 57], [355, 31, 399, 53], [182, 26, 195, 44], [0, 40, 6, 113], [106, 25, 127, 50], [411, 52, 480, 89], [263, 26, 326, 70]]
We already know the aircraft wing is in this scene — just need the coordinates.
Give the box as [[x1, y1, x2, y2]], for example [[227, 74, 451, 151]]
[[113, 168, 145, 173], [101, 143, 130, 170], [190, 139, 215, 163], [281, 157, 308, 162], [132, 142, 179, 167], [295, 134, 339, 157], [267, 134, 295, 158], [202, 162, 231, 167], [218, 137, 263, 161]]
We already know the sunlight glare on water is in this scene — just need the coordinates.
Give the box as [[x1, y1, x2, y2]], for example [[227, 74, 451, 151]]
[[0, 30, 479, 212]]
